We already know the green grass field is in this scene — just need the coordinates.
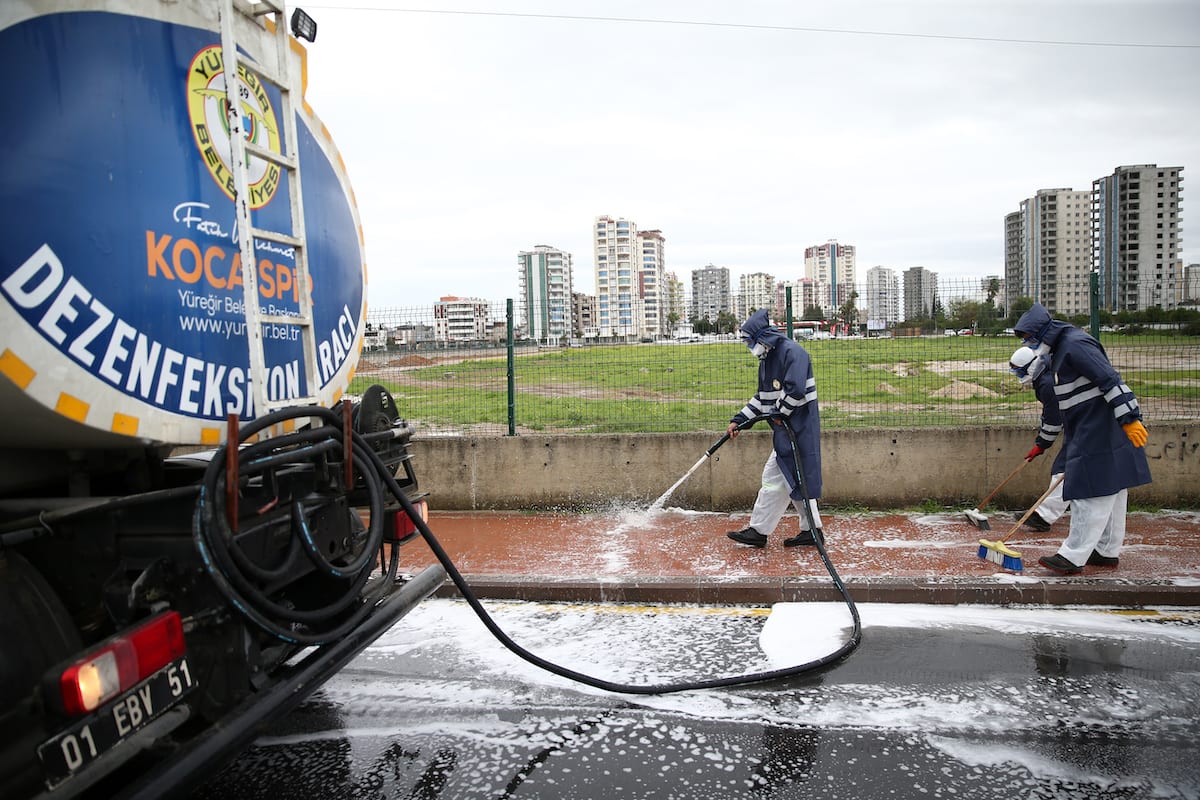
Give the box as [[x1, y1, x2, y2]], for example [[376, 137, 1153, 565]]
[[352, 335, 1200, 434]]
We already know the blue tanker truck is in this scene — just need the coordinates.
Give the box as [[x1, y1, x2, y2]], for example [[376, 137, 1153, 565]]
[[0, 3, 443, 797]]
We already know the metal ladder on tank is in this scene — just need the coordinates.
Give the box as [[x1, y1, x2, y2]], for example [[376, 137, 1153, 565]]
[[218, 0, 321, 416]]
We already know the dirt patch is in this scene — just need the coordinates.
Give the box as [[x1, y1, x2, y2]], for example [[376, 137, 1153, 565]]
[[926, 359, 1008, 375], [883, 363, 921, 377], [390, 355, 435, 367], [931, 381, 1000, 399]]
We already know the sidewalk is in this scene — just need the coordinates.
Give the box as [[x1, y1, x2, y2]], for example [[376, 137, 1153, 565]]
[[401, 508, 1200, 606]]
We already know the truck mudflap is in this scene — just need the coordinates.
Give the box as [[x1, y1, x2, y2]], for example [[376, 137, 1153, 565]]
[[37, 564, 447, 800]]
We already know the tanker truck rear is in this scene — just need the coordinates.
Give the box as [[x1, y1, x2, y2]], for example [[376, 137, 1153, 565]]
[[0, 3, 443, 797]]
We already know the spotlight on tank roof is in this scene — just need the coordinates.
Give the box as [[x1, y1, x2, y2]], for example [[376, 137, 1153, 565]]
[[290, 7, 316, 42]]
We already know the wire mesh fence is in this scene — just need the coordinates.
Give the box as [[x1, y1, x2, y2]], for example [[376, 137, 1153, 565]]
[[355, 278, 1200, 436]]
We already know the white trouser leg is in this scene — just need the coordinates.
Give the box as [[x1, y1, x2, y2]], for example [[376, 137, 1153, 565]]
[[1093, 490, 1126, 559], [1059, 491, 1125, 566], [748, 451, 823, 537], [797, 498, 823, 532], [1036, 472, 1069, 524], [748, 452, 792, 536]]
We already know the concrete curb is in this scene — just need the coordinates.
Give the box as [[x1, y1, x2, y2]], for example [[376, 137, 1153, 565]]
[[435, 575, 1200, 606]]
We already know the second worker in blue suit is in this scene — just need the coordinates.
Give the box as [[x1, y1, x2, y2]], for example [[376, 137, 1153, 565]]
[[725, 309, 824, 548], [1013, 303, 1152, 575]]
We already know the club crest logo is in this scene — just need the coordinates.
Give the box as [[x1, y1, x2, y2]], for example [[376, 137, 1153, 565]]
[[186, 45, 282, 209]]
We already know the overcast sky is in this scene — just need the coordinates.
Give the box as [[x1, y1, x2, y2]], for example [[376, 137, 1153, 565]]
[[298, 1, 1199, 309]]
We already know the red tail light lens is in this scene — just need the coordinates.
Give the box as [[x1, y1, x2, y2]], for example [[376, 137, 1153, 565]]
[[391, 500, 427, 541], [58, 612, 186, 715]]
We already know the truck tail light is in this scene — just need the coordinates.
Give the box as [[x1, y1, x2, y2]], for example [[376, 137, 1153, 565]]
[[58, 612, 186, 715]]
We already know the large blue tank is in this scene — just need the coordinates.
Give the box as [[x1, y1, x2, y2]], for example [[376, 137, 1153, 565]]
[[0, 1, 367, 449]]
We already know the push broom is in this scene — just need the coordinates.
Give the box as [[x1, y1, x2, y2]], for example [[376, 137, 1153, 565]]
[[964, 456, 1035, 531], [977, 474, 1065, 571]]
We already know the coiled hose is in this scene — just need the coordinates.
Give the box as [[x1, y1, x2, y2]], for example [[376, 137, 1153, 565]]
[[196, 408, 861, 692], [193, 405, 398, 646]]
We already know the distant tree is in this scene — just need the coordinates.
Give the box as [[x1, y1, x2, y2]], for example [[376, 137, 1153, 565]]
[[837, 290, 860, 333], [931, 295, 946, 331], [716, 310, 738, 334], [803, 305, 824, 321], [948, 299, 986, 331], [1007, 296, 1035, 325], [985, 277, 1001, 305]]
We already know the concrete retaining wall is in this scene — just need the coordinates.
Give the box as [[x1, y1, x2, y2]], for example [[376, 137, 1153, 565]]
[[410, 424, 1199, 511]]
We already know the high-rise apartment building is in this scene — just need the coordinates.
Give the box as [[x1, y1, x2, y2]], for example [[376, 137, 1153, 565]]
[[517, 245, 573, 341], [865, 266, 900, 327], [1005, 188, 1093, 315], [433, 296, 490, 342], [1092, 164, 1183, 311], [902, 267, 938, 321], [1183, 263, 1200, 305], [804, 240, 856, 314], [690, 264, 731, 323], [593, 216, 635, 337], [662, 271, 686, 336], [777, 278, 822, 320], [571, 292, 596, 337], [638, 229, 666, 338], [1005, 165, 1184, 314], [1004, 210, 1024, 311], [592, 216, 666, 338], [737, 272, 776, 321]]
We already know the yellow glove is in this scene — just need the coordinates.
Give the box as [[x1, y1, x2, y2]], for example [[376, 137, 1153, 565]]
[[1122, 420, 1148, 448]]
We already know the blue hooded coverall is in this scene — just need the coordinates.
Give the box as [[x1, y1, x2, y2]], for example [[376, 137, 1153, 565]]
[[1014, 303, 1152, 566], [731, 309, 823, 536]]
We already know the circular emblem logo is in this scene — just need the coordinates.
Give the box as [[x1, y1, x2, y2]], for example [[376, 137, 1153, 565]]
[[773, 379, 781, 389], [186, 45, 282, 209]]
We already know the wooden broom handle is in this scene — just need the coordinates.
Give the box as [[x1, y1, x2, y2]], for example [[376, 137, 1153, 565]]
[[976, 456, 1034, 511], [1000, 474, 1066, 543]]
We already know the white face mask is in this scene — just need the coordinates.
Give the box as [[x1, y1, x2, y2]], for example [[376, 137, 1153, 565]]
[[750, 342, 769, 359], [1022, 337, 1051, 358]]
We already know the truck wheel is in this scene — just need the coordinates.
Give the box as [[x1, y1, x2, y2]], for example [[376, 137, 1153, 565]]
[[0, 552, 82, 708]]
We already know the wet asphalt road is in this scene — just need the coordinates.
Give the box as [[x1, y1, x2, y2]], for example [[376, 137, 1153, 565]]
[[193, 600, 1200, 799]]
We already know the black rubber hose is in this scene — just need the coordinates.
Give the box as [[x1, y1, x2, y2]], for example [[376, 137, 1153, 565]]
[[196, 405, 861, 690], [363, 414, 862, 695], [193, 406, 391, 645]]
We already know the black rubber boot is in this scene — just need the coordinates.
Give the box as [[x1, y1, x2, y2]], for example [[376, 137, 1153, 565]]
[[1038, 553, 1082, 575], [727, 527, 768, 547], [784, 528, 823, 548], [1017, 511, 1052, 532], [1086, 550, 1119, 567]]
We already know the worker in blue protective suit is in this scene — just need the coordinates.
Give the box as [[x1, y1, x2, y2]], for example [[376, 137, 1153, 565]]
[[1012, 303, 1151, 575], [725, 309, 823, 548], [1009, 346, 1068, 532]]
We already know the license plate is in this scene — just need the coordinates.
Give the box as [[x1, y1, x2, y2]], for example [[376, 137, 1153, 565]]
[[37, 656, 196, 786]]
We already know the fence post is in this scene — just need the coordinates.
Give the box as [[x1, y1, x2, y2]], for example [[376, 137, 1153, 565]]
[[506, 299, 515, 436], [1089, 271, 1100, 340], [785, 286, 794, 340]]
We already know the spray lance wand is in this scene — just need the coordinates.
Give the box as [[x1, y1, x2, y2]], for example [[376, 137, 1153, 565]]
[[647, 418, 752, 512]]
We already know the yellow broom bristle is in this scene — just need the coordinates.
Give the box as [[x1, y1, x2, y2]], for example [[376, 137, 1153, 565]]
[[978, 539, 1021, 558]]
